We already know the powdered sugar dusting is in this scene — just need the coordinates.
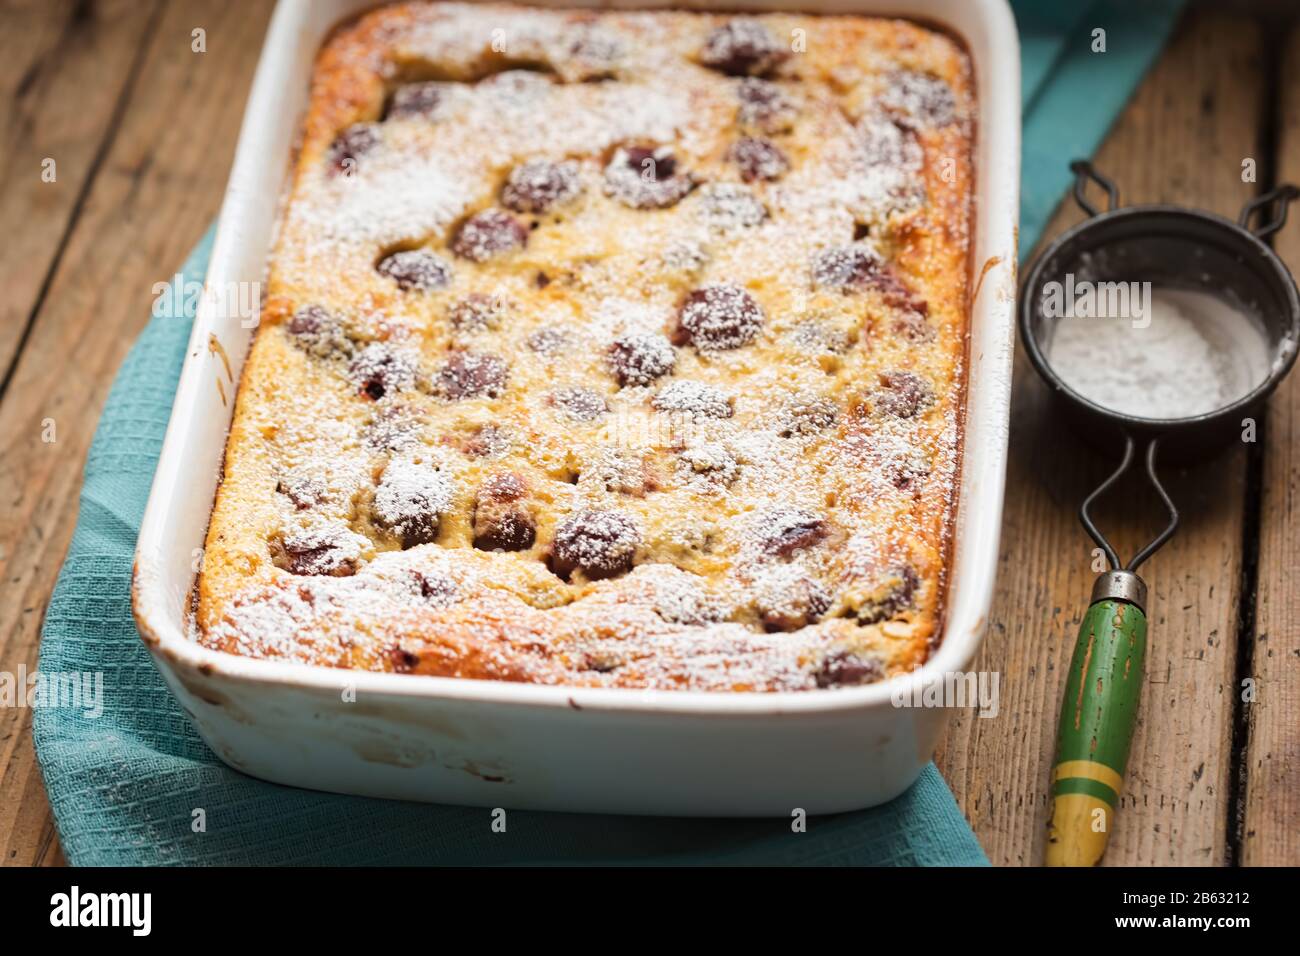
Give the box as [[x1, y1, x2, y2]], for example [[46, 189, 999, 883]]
[[299, 152, 467, 250], [200, 2, 975, 691], [373, 457, 454, 533], [653, 380, 734, 420]]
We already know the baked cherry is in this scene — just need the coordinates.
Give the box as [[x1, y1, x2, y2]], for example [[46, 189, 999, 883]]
[[372, 458, 452, 547], [757, 507, 827, 557], [661, 239, 710, 276], [675, 283, 764, 350], [791, 319, 853, 356], [377, 250, 453, 291], [607, 332, 676, 387], [348, 343, 417, 400], [630, 145, 676, 178], [474, 507, 536, 553], [652, 577, 723, 625], [851, 564, 919, 623], [327, 123, 379, 175], [480, 472, 526, 501], [814, 649, 884, 688], [736, 78, 797, 133], [778, 395, 838, 438], [526, 327, 571, 356], [459, 423, 512, 458], [472, 473, 536, 552], [411, 569, 460, 605], [812, 247, 929, 329], [287, 304, 329, 337], [699, 20, 789, 76], [728, 137, 789, 182], [449, 293, 511, 332], [434, 351, 509, 400], [880, 70, 958, 129], [604, 145, 696, 209], [387, 82, 444, 120], [810, 245, 884, 292], [873, 269, 929, 315], [591, 449, 660, 497], [501, 159, 582, 213], [451, 209, 528, 261], [363, 405, 421, 452], [275, 527, 359, 577], [858, 111, 923, 170], [389, 645, 420, 673], [550, 510, 640, 580], [757, 571, 832, 631], [892, 308, 934, 343], [676, 442, 740, 488], [287, 305, 351, 359], [890, 452, 932, 491], [276, 471, 327, 510], [565, 27, 622, 80], [874, 370, 933, 418]]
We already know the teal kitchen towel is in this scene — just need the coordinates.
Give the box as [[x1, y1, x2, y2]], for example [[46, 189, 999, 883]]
[[33, 0, 1181, 866], [1017, 0, 1184, 257]]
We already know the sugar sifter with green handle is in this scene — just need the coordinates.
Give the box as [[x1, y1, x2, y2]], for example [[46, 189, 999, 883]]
[[1019, 161, 1300, 866]]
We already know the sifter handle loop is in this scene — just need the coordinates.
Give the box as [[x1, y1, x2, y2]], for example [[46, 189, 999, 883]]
[[1239, 184, 1300, 239], [1079, 435, 1178, 573], [1070, 160, 1120, 218]]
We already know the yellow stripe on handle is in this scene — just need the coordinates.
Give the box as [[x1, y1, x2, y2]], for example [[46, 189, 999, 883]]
[[1053, 760, 1124, 794]]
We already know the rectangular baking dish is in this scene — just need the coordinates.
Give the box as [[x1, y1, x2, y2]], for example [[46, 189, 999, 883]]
[[132, 0, 1019, 815]]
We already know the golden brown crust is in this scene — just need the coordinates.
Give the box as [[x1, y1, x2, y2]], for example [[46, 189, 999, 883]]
[[195, 2, 974, 692]]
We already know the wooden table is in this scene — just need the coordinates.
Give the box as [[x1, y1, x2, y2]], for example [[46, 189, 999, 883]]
[[1, 0, 1296, 867]]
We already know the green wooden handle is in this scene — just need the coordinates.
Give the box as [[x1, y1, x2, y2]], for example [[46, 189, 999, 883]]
[[1045, 597, 1147, 866]]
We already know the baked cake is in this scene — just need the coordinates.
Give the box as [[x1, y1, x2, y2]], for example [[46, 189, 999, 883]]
[[195, 1, 975, 691]]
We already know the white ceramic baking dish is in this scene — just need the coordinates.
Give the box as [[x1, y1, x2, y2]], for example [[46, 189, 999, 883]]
[[132, 0, 1019, 815]]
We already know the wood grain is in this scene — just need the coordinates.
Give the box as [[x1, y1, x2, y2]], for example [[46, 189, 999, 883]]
[[0, 0, 273, 868], [1240, 21, 1300, 868], [935, 10, 1265, 866], [0, 0, 161, 383]]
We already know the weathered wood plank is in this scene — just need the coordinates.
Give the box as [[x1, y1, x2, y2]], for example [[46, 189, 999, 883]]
[[936, 10, 1263, 866], [0, 0, 274, 868], [0, 0, 161, 383], [1240, 21, 1300, 869]]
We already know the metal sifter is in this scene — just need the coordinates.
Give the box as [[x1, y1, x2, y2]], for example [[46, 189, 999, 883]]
[[1018, 161, 1300, 866]]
